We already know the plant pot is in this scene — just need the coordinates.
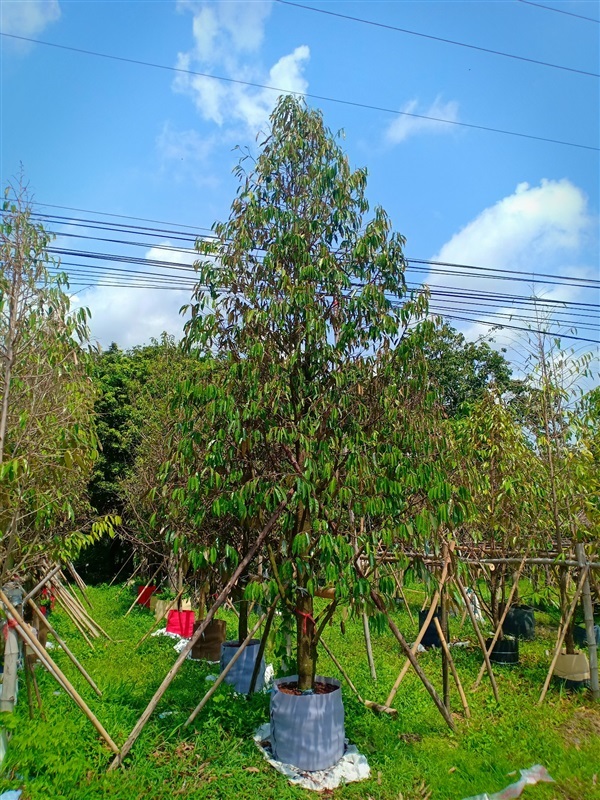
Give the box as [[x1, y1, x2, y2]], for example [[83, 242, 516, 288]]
[[418, 608, 442, 648], [136, 585, 157, 608], [502, 605, 535, 640], [487, 636, 519, 665], [191, 619, 227, 661], [574, 624, 600, 647], [553, 650, 590, 690], [166, 609, 195, 637], [270, 675, 345, 771], [220, 639, 266, 694]]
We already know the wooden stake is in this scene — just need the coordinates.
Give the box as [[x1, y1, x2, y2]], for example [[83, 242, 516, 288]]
[[108, 488, 293, 771], [115, 558, 143, 596], [538, 566, 589, 705], [576, 543, 599, 701], [248, 599, 279, 695], [22, 565, 62, 604], [386, 555, 451, 707], [51, 585, 97, 647], [392, 569, 415, 624], [433, 617, 470, 718], [473, 554, 528, 689], [28, 599, 102, 697], [453, 572, 499, 703], [66, 562, 93, 610], [185, 607, 273, 726], [109, 550, 135, 587], [0, 619, 19, 712], [362, 611, 377, 682], [0, 591, 119, 753]]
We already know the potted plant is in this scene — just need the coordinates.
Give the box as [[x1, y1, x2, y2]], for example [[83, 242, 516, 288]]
[[183, 96, 433, 770]]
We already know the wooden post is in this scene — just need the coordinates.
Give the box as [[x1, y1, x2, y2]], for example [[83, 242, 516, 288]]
[[538, 566, 589, 705], [473, 555, 527, 689], [185, 607, 272, 726], [28, 599, 102, 697], [0, 620, 20, 712], [386, 555, 450, 707], [0, 591, 119, 753], [575, 543, 599, 701], [108, 489, 293, 771], [362, 611, 377, 682], [433, 617, 470, 718], [453, 572, 499, 703], [441, 546, 450, 710], [392, 569, 414, 624]]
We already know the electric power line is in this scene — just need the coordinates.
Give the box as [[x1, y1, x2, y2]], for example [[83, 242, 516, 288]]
[[275, 0, 599, 77], [516, 0, 600, 24], [1, 31, 598, 152]]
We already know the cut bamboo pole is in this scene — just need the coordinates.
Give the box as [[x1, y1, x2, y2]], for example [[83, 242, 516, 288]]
[[386, 555, 451, 707], [22, 565, 62, 604], [453, 573, 499, 703], [66, 562, 93, 610], [56, 579, 113, 641], [0, 591, 119, 753], [576, 543, 599, 701], [124, 562, 163, 617], [248, 599, 279, 695], [51, 583, 98, 644], [135, 590, 184, 649], [473, 555, 528, 689], [433, 617, 470, 718], [185, 607, 272, 726], [115, 558, 143, 596], [0, 620, 19, 712], [362, 611, 377, 682], [538, 566, 589, 705], [108, 488, 293, 771], [28, 599, 102, 697], [109, 550, 135, 587], [392, 569, 415, 624]]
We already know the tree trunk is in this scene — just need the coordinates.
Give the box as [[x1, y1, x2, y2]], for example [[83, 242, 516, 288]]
[[238, 599, 249, 644], [296, 591, 316, 691], [559, 566, 575, 655]]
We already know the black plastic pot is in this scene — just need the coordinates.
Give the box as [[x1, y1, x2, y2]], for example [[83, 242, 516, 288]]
[[418, 608, 442, 648], [574, 624, 600, 647], [487, 636, 519, 665], [502, 605, 535, 640], [220, 639, 265, 694], [270, 675, 345, 771]]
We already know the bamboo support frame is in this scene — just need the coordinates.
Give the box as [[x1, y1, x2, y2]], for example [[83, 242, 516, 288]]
[[124, 561, 164, 617], [22, 564, 62, 604], [0, 591, 119, 753], [433, 617, 471, 718], [575, 543, 599, 701]]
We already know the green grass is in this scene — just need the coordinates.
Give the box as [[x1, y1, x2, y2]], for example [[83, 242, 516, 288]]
[[1, 584, 598, 799]]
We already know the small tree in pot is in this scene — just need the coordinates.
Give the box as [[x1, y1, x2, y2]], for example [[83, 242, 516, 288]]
[[183, 96, 433, 769]]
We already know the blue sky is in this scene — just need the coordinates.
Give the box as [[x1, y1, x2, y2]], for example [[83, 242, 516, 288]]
[[1, 0, 598, 370]]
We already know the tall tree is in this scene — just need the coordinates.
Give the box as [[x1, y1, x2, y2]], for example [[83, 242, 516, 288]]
[[181, 97, 441, 691]]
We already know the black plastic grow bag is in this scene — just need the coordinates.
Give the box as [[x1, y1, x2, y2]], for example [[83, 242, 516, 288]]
[[502, 605, 535, 640], [487, 636, 519, 665], [418, 608, 442, 648]]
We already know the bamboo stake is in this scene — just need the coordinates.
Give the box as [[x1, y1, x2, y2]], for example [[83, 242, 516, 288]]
[[392, 569, 414, 624], [56, 579, 113, 641], [538, 566, 589, 705], [248, 599, 279, 695], [362, 611, 377, 682], [320, 636, 397, 716], [66, 562, 93, 610], [576, 543, 599, 701], [386, 555, 451, 707], [28, 599, 102, 697], [453, 572, 499, 703], [54, 576, 104, 636], [441, 546, 450, 710], [185, 607, 273, 726], [124, 562, 163, 617], [0, 591, 119, 753], [22, 564, 62, 604], [108, 488, 293, 771], [0, 620, 19, 712], [24, 655, 35, 719], [115, 558, 144, 596], [433, 617, 470, 718], [51, 583, 99, 643], [135, 590, 184, 649], [54, 582, 101, 637], [473, 555, 528, 689], [109, 550, 135, 587]]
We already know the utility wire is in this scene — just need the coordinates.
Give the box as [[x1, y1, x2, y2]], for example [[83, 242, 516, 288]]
[[1, 32, 597, 152], [516, 0, 600, 23], [275, 0, 599, 77]]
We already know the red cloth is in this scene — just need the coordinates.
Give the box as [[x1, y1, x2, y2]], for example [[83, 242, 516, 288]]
[[166, 609, 195, 638], [136, 585, 157, 608]]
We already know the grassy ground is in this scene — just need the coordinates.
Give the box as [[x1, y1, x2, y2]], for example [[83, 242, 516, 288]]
[[1, 582, 598, 800]]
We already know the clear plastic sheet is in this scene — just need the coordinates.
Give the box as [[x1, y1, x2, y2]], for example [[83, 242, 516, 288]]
[[463, 764, 554, 800]]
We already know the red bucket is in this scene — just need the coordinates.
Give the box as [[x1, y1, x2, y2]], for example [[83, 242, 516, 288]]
[[166, 609, 195, 638], [137, 585, 157, 608]]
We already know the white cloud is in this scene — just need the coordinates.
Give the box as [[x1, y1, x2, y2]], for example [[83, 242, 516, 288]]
[[173, 0, 309, 133], [0, 0, 60, 39], [385, 96, 459, 144], [72, 243, 197, 349], [425, 179, 597, 353], [157, 122, 215, 163]]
